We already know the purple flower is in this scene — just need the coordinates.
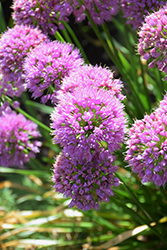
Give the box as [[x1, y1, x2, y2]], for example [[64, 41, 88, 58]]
[[12, 0, 73, 35], [0, 113, 42, 167], [0, 100, 20, 118], [0, 101, 13, 117], [51, 86, 126, 161], [0, 25, 48, 97], [61, 64, 125, 101], [68, 0, 119, 25], [24, 41, 84, 103], [120, 0, 165, 29], [138, 5, 167, 78], [52, 150, 120, 210], [12, 0, 119, 29], [125, 103, 167, 187], [155, 94, 167, 116]]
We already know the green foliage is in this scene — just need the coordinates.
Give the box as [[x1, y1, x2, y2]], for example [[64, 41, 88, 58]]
[[0, 2, 6, 32], [0, 188, 17, 211]]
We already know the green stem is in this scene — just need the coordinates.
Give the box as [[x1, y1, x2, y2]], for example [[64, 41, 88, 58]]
[[84, 9, 145, 117], [55, 31, 65, 42], [4, 96, 51, 133], [123, 24, 139, 84], [152, 70, 163, 100], [102, 23, 151, 113], [85, 9, 118, 67], [156, 69, 164, 98], [60, 28, 73, 44], [139, 59, 152, 111], [116, 172, 152, 221], [18, 107, 51, 132], [101, 23, 122, 68], [61, 20, 89, 64], [0, 2, 6, 32], [110, 196, 147, 225], [102, 21, 153, 114], [115, 172, 166, 243]]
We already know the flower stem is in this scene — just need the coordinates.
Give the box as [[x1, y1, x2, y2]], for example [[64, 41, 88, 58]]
[[101, 23, 122, 67], [4, 96, 51, 133], [60, 28, 73, 44], [55, 31, 65, 42], [115, 172, 166, 243], [61, 20, 89, 64], [84, 9, 145, 117]]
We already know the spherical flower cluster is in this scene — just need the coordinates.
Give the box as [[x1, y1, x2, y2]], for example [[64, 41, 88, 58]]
[[120, 0, 165, 29], [61, 64, 125, 101], [12, 0, 73, 35], [68, 0, 119, 25], [125, 108, 167, 187], [0, 25, 48, 97], [0, 113, 42, 167], [51, 86, 126, 162], [53, 151, 120, 210], [138, 5, 167, 78], [24, 41, 84, 103]]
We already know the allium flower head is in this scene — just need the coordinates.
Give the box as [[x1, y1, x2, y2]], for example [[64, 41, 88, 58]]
[[120, 0, 165, 29], [68, 0, 119, 25], [53, 151, 120, 210], [0, 113, 42, 167], [12, 0, 73, 35], [0, 25, 48, 97], [51, 86, 126, 161], [138, 5, 167, 78], [126, 107, 167, 187], [24, 41, 84, 103], [61, 64, 125, 101]]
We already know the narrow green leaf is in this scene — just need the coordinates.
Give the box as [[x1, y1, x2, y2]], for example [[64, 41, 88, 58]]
[[61, 20, 89, 64], [0, 167, 50, 179], [0, 3, 6, 33], [83, 211, 117, 230], [25, 100, 54, 114]]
